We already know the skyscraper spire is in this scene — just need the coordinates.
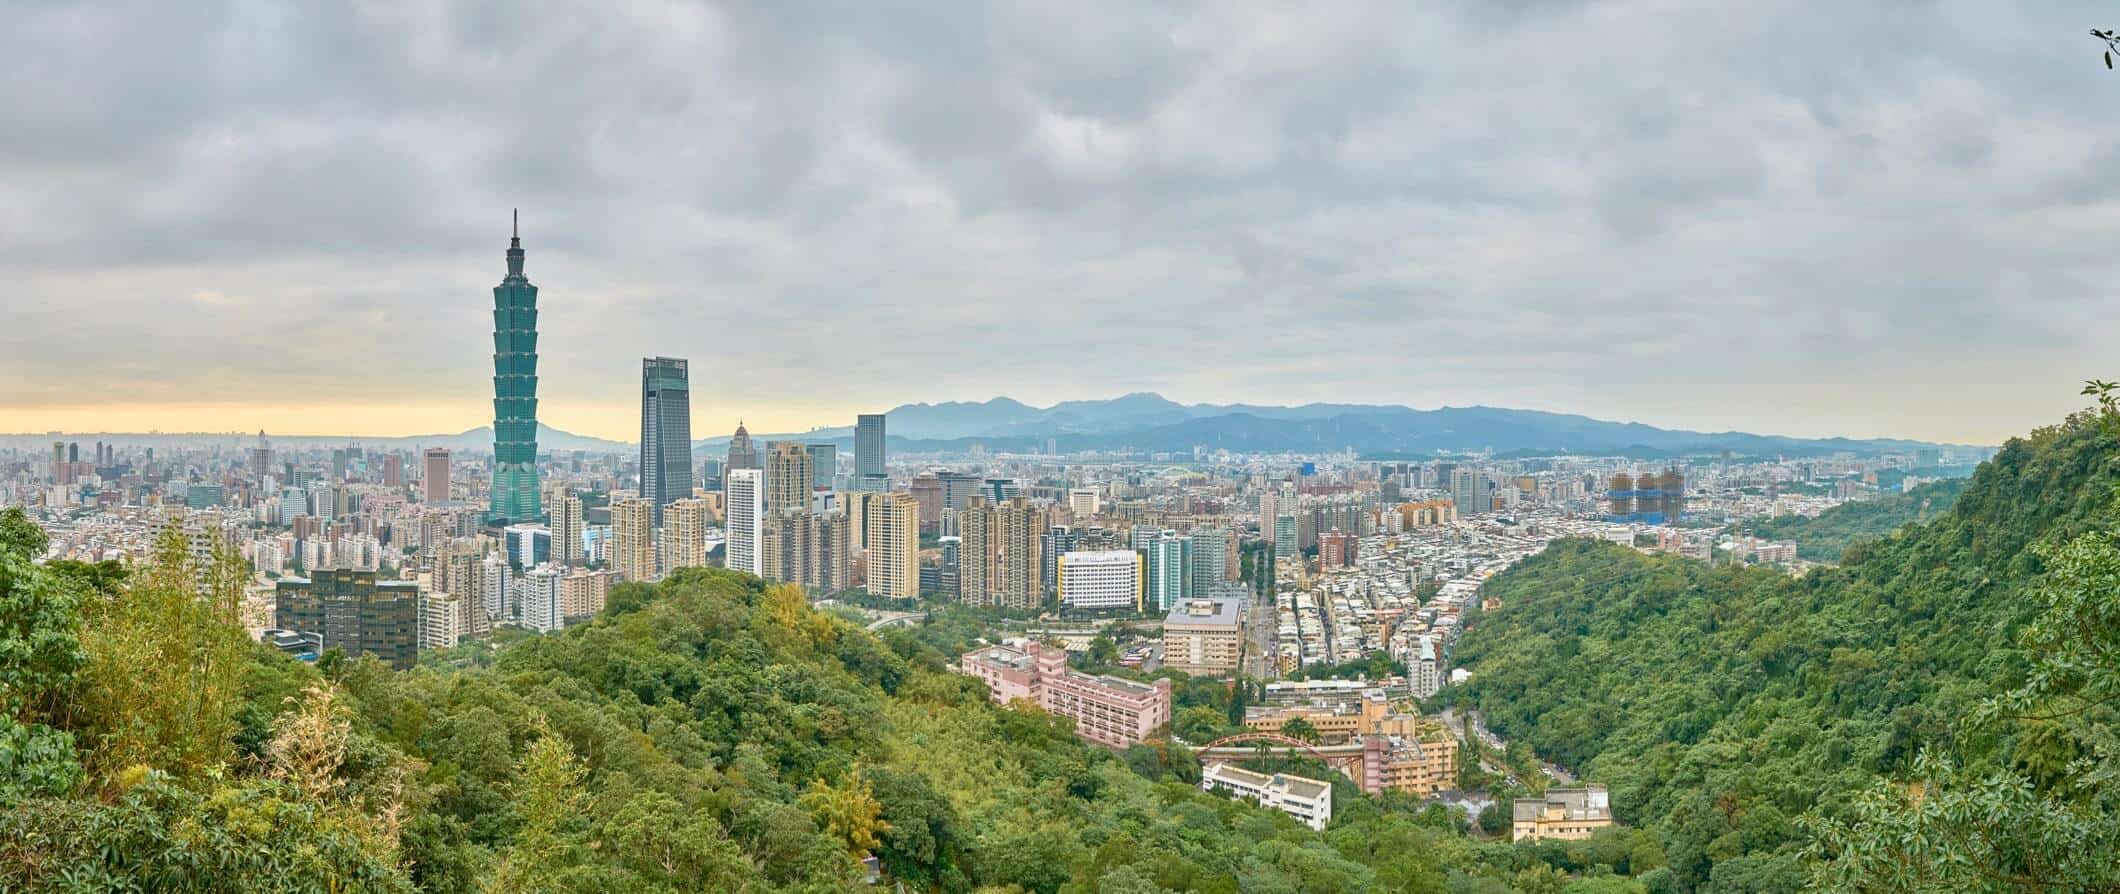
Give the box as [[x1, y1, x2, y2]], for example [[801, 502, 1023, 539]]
[[489, 212, 542, 523], [505, 209, 526, 279]]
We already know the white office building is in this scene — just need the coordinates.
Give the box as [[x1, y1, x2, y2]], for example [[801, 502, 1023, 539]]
[[1056, 550, 1143, 610]]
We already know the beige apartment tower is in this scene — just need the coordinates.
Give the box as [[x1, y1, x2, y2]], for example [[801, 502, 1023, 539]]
[[665, 497, 714, 571], [610, 498, 656, 584], [864, 492, 920, 600]]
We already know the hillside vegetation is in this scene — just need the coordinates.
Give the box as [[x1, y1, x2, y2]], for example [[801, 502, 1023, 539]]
[[0, 513, 1679, 893], [1452, 412, 2120, 892], [1740, 477, 1969, 562]]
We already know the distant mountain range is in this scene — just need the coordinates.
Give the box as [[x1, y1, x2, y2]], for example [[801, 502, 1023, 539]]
[[2, 393, 1984, 459], [695, 393, 1981, 459]]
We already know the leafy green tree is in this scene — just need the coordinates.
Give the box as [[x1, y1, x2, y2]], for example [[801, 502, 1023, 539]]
[[0, 507, 47, 558], [1280, 716, 1320, 743]]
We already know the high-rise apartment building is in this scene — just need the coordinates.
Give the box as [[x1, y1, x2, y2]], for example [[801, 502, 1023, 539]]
[[610, 498, 656, 583], [762, 510, 852, 592], [638, 357, 694, 526], [1144, 531, 1194, 611], [665, 497, 714, 571], [415, 449, 447, 503], [382, 454, 403, 488], [488, 212, 543, 524], [560, 569, 615, 620], [994, 497, 1042, 609], [723, 469, 765, 577], [274, 568, 419, 670], [958, 496, 993, 604], [855, 413, 886, 480], [864, 492, 920, 600], [550, 491, 585, 565], [765, 442, 813, 516], [1190, 527, 1231, 584]]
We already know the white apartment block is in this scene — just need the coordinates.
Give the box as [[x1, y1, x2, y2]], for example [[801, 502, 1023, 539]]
[[1201, 763, 1333, 831]]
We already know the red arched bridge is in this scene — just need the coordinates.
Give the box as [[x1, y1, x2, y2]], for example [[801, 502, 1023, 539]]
[[1190, 732, 1372, 785]]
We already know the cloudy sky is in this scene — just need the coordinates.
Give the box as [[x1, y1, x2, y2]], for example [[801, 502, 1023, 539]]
[[2, 1, 2113, 445]]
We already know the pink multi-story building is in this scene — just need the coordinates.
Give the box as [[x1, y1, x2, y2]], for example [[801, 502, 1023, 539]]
[[960, 640, 1173, 748]]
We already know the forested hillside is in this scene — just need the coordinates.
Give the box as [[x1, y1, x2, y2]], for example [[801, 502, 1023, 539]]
[[1740, 477, 1968, 562], [0, 511, 1678, 893], [1451, 412, 2120, 892]]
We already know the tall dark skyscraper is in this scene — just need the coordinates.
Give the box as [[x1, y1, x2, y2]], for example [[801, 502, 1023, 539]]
[[638, 356, 694, 526], [489, 211, 543, 523], [856, 413, 886, 480]]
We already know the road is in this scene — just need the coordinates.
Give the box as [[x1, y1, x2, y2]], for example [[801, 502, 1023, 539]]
[[1439, 708, 1578, 786], [864, 610, 926, 631]]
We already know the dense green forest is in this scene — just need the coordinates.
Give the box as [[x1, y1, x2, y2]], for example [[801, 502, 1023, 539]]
[[1450, 410, 2120, 892], [0, 511, 1676, 893], [1740, 477, 1969, 562]]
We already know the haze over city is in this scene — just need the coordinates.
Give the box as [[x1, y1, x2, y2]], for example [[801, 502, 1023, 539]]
[[6, 3, 2116, 444]]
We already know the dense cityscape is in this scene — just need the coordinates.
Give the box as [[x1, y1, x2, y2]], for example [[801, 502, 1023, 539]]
[[0, 221, 1990, 860], [9, 5, 2118, 892]]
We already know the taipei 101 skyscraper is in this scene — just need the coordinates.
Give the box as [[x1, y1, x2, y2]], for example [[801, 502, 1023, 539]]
[[488, 210, 543, 523]]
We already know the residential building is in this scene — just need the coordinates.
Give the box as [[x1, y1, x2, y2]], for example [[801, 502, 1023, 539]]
[[1200, 764, 1332, 831], [959, 496, 993, 604], [610, 498, 656, 583], [1068, 488, 1100, 518], [551, 491, 585, 565], [766, 441, 813, 517], [273, 568, 419, 670], [665, 497, 714, 571], [1190, 526, 1231, 584], [1162, 597, 1243, 677], [1144, 530, 1192, 611], [517, 564, 565, 633], [1056, 549, 1143, 610], [488, 214, 542, 524], [864, 492, 920, 599], [763, 509, 852, 592], [724, 469, 765, 576], [1408, 633, 1443, 699], [418, 588, 466, 651], [638, 357, 694, 526], [1513, 786, 1614, 842], [994, 496, 1041, 609], [560, 568, 615, 620], [959, 640, 1172, 748]]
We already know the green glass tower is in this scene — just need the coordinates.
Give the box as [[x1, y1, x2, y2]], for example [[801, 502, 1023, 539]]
[[489, 211, 543, 523]]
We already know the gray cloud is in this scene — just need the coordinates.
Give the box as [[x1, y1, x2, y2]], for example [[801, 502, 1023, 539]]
[[1, 0, 2115, 443]]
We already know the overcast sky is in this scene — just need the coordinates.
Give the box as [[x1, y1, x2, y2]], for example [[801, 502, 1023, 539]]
[[2, 2, 2113, 445]]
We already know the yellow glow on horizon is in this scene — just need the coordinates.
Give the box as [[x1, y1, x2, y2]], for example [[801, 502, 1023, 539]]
[[0, 398, 864, 442]]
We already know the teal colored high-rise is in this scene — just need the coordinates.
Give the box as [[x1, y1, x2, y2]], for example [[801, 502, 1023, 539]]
[[489, 212, 543, 523]]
